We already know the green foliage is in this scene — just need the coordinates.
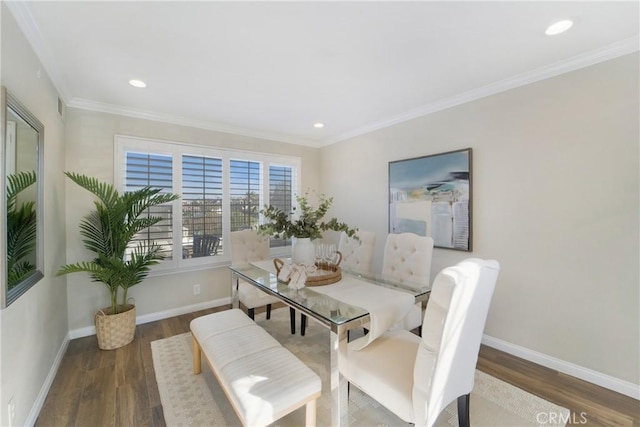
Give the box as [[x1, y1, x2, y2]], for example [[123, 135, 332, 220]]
[[6, 171, 37, 289], [57, 172, 180, 313], [257, 191, 358, 240]]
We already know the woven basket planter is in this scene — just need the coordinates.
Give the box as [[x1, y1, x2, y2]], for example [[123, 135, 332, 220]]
[[95, 304, 136, 350]]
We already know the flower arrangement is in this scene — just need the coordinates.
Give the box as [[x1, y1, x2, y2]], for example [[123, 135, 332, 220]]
[[258, 191, 358, 240]]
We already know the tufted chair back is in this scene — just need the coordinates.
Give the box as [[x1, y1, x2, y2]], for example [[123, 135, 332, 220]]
[[230, 229, 270, 265], [338, 230, 376, 274], [337, 258, 499, 427], [382, 233, 434, 286], [412, 258, 500, 427]]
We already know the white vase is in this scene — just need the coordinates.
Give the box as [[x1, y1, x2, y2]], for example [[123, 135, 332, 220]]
[[292, 237, 315, 266]]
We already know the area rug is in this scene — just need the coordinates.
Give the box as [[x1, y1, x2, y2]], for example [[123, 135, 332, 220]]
[[151, 308, 569, 426]]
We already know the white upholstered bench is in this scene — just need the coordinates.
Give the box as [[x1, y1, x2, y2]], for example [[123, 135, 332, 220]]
[[191, 309, 321, 427]]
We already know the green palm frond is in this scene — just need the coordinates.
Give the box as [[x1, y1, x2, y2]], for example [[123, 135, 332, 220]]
[[78, 210, 112, 256], [64, 172, 120, 207], [7, 201, 37, 262], [7, 170, 36, 211], [8, 261, 36, 290]]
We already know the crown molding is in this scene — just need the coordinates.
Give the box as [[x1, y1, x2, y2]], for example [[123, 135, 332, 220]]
[[66, 98, 321, 147], [321, 36, 640, 146], [5, 1, 71, 103]]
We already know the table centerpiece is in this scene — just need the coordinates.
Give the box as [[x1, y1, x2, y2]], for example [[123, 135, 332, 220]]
[[257, 191, 358, 267]]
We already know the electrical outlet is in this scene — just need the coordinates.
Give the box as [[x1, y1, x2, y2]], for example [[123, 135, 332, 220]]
[[193, 284, 201, 295], [8, 396, 15, 426]]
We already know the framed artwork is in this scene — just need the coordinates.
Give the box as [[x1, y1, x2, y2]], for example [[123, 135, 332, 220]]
[[389, 148, 472, 251]]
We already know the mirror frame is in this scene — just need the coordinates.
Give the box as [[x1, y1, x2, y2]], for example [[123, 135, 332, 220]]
[[1, 86, 44, 307]]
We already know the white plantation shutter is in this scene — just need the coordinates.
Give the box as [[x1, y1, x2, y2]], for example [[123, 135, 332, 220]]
[[182, 155, 223, 258], [268, 164, 295, 248], [230, 160, 262, 233], [125, 152, 175, 259]]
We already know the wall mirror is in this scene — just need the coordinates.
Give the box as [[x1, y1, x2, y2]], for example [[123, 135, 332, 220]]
[[1, 86, 44, 307]]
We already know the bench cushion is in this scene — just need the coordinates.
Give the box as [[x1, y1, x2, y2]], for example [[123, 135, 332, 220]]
[[221, 346, 322, 426], [191, 308, 255, 341], [199, 324, 281, 371]]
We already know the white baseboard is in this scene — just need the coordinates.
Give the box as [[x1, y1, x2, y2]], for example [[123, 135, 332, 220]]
[[68, 297, 231, 339], [24, 333, 70, 426], [482, 334, 640, 400]]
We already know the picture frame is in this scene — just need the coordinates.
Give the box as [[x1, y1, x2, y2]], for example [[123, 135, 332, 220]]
[[389, 148, 472, 251]]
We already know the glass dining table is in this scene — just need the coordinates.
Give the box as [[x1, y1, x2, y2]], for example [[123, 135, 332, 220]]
[[229, 260, 432, 426]]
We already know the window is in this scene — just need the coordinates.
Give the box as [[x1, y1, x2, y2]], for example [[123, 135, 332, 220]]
[[115, 135, 300, 272]]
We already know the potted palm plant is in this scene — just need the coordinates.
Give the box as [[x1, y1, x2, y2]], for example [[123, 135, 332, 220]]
[[57, 172, 179, 350], [258, 191, 357, 265]]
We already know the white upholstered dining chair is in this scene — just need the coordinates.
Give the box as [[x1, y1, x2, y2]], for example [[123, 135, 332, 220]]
[[230, 230, 281, 321], [339, 230, 376, 275], [382, 232, 434, 334], [339, 258, 500, 427]]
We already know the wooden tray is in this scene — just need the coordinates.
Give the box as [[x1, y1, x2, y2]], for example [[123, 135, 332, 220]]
[[305, 263, 342, 286], [274, 253, 342, 287]]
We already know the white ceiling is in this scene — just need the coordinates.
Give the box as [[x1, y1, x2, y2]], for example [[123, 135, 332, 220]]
[[7, 1, 639, 147]]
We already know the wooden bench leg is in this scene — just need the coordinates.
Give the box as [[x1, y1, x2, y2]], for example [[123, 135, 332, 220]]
[[305, 398, 317, 427], [192, 335, 202, 375]]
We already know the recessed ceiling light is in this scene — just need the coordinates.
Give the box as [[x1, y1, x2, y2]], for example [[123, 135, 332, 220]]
[[545, 20, 573, 36], [313, 123, 324, 128], [129, 79, 147, 88]]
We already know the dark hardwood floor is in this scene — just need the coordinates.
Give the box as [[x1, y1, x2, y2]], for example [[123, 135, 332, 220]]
[[35, 305, 639, 426]]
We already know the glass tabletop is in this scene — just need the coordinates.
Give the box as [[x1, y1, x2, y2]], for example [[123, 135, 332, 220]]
[[229, 262, 431, 328]]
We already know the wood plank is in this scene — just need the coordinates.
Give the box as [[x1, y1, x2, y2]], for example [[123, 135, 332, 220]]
[[150, 405, 167, 427], [114, 384, 136, 427], [34, 352, 86, 427], [159, 316, 185, 338], [86, 344, 117, 371], [138, 321, 165, 408], [115, 337, 143, 387], [116, 382, 153, 427], [74, 366, 116, 427]]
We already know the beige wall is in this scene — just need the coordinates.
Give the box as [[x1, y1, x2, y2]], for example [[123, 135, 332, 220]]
[[64, 108, 320, 331], [320, 53, 640, 386], [0, 4, 68, 425]]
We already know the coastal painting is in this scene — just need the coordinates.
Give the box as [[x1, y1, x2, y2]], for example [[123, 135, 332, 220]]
[[389, 148, 472, 251]]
